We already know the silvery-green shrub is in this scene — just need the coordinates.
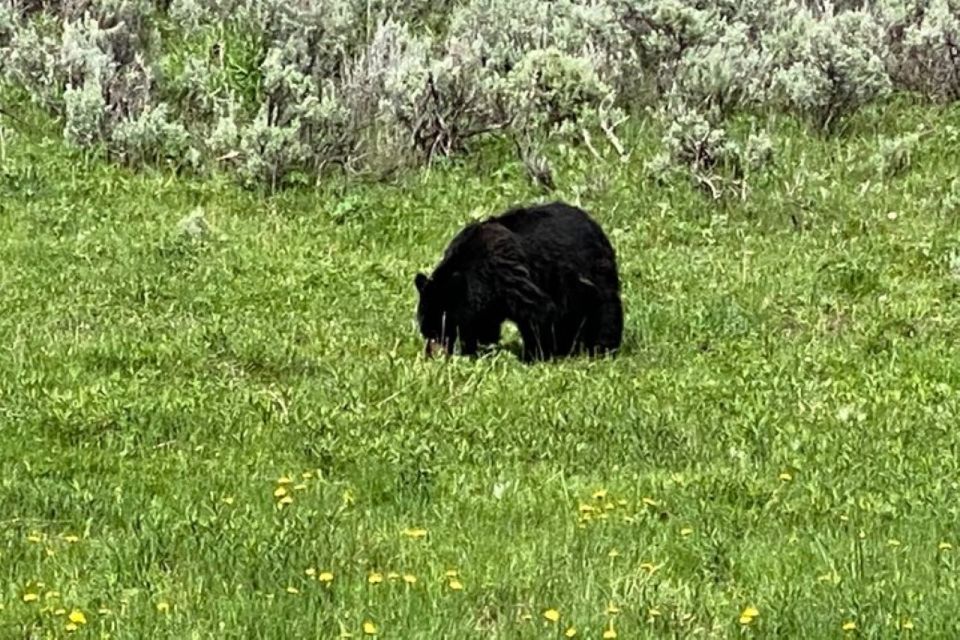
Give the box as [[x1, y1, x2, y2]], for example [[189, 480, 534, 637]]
[[767, 3, 891, 131]]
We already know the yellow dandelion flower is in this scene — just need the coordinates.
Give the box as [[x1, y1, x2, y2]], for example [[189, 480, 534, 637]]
[[608, 549, 620, 558], [680, 527, 693, 536], [277, 476, 293, 485], [603, 622, 618, 639], [402, 574, 417, 585], [839, 514, 849, 521], [902, 618, 914, 630], [641, 497, 658, 507], [301, 471, 314, 480], [606, 603, 621, 614], [222, 496, 235, 505], [68, 610, 86, 625], [444, 569, 459, 578], [293, 484, 308, 491], [565, 626, 577, 637], [273, 486, 288, 498], [778, 472, 792, 481], [858, 530, 866, 539], [22, 593, 39, 603], [279, 495, 294, 506], [578, 503, 597, 514], [362, 620, 377, 635], [842, 621, 856, 631], [367, 572, 383, 585], [544, 609, 560, 622], [939, 542, 953, 551], [448, 579, 464, 591], [65, 623, 78, 632], [305, 568, 317, 577], [741, 606, 759, 619], [62, 534, 80, 543], [286, 586, 299, 595], [402, 528, 428, 539], [44, 591, 60, 600], [318, 572, 334, 583], [387, 572, 400, 580], [156, 601, 170, 613], [592, 489, 608, 500]]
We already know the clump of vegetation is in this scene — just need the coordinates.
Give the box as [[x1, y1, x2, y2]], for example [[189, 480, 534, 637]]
[[1, 0, 958, 192]]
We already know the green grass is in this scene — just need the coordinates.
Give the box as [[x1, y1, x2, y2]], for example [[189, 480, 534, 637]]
[[3, 95, 960, 638]]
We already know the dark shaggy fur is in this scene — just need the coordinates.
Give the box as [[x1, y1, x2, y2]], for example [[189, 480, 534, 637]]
[[414, 201, 623, 361]]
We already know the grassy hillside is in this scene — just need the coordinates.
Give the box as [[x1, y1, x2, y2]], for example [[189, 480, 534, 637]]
[[3, 95, 960, 638]]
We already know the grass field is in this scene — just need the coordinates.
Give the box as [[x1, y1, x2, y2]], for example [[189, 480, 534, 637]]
[[3, 94, 960, 638]]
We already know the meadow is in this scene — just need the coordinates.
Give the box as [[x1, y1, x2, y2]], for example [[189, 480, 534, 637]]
[[3, 93, 960, 638]]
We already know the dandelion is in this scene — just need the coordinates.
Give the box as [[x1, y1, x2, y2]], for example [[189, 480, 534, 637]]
[[402, 574, 417, 585], [565, 626, 577, 637], [65, 623, 78, 632], [739, 606, 759, 625], [606, 603, 621, 614], [778, 472, 793, 481], [293, 484, 308, 491], [939, 542, 953, 551], [44, 591, 60, 600], [156, 601, 170, 613], [319, 572, 334, 583], [368, 572, 383, 585], [544, 609, 560, 622], [277, 476, 293, 485], [279, 496, 294, 506], [68, 610, 87, 625], [301, 471, 314, 480], [608, 549, 620, 559], [592, 489, 608, 500], [22, 593, 39, 603], [842, 621, 856, 631], [603, 622, 618, 639], [26, 534, 42, 543], [402, 528, 428, 540], [444, 569, 459, 578], [578, 504, 597, 514], [273, 486, 288, 498], [362, 620, 377, 635], [448, 579, 464, 591], [305, 568, 317, 578], [680, 527, 693, 536], [222, 496, 235, 505], [387, 572, 400, 580], [286, 586, 299, 595], [62, 534, 80, 543]]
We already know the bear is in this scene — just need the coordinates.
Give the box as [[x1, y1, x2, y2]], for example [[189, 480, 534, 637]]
[[413, 200, 623, 362]]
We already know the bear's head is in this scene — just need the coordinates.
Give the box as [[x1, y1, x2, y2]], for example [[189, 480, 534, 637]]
[[414, 269, 476, 357]]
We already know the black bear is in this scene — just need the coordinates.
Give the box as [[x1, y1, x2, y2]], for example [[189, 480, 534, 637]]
[[414, 201, 623, 362]]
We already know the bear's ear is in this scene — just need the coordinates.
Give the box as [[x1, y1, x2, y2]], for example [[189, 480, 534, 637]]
[[414, 273, 428, 293]]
